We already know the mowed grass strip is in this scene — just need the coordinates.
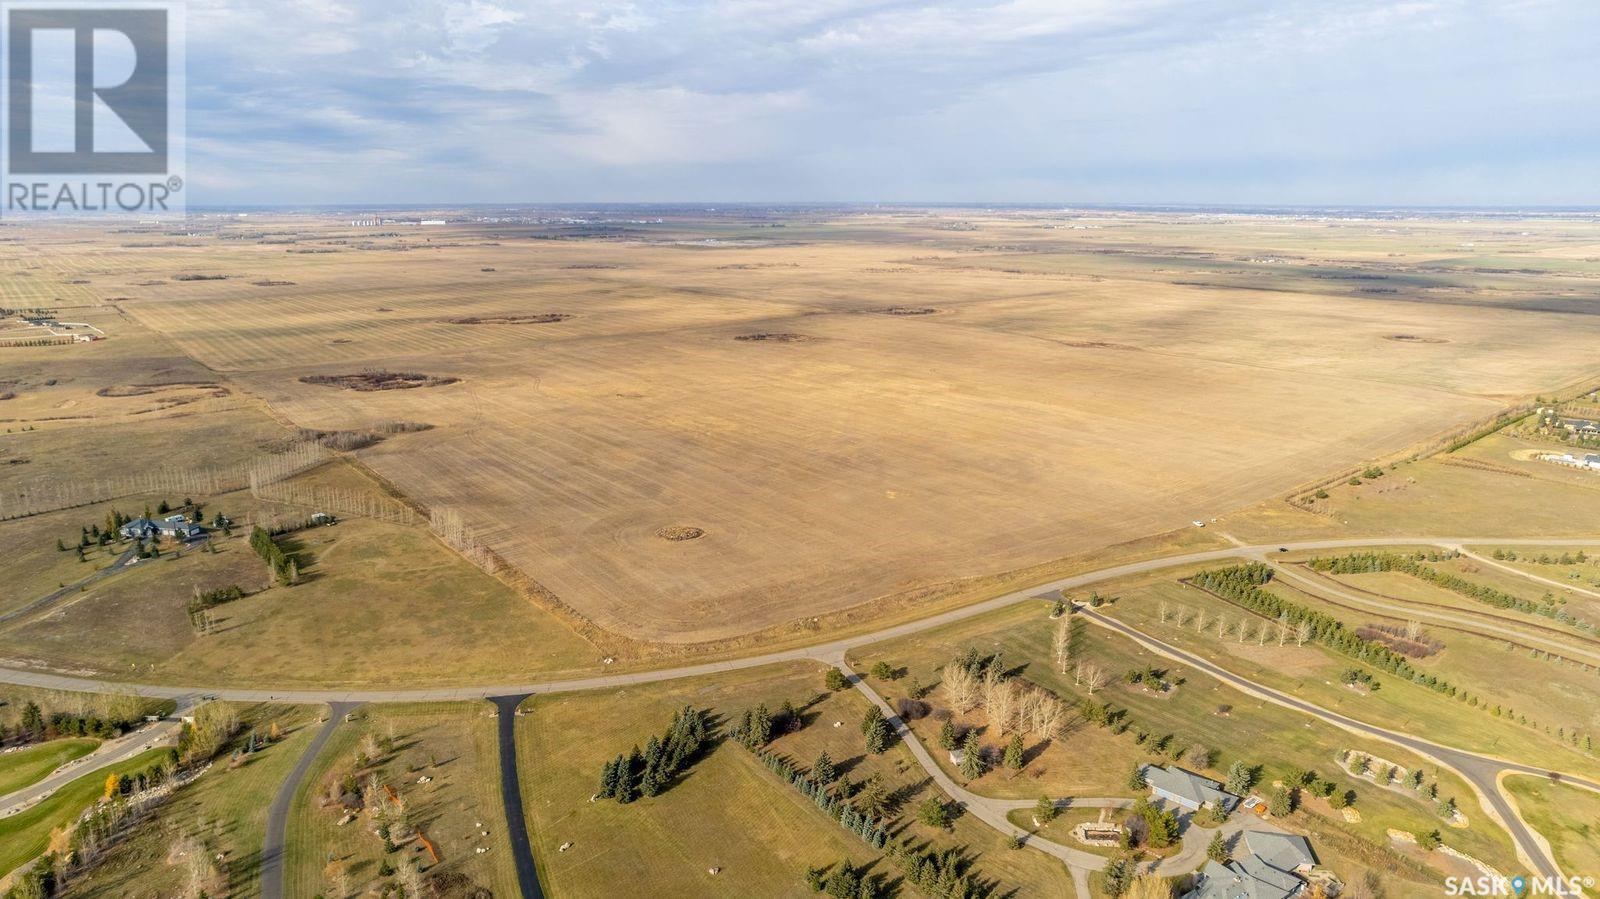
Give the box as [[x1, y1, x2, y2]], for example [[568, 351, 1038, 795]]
[[0, 739, 99, 797], [1502, 775, 1600, 879], [0, 747, 170, 879]]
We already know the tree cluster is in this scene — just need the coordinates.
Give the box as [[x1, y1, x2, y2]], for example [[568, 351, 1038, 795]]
[[596, 705, 707, 803]]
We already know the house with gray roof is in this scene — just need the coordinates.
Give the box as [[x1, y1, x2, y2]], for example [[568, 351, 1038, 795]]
[[1182, 830, 1317, 899], [1244, 831, 1317, 874], [1142, 764, 1239, 813]]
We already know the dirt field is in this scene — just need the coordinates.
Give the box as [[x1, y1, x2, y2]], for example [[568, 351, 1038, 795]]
[[7, 210, 1600, 644]]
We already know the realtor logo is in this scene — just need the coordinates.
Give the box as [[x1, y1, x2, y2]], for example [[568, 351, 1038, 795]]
[[1, 1, 185, 214]]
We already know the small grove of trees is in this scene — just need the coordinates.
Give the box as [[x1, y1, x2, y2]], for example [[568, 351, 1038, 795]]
[[1, 693, 147, 747], [596, 705, 707, 803], [248, 526, 299, 586]]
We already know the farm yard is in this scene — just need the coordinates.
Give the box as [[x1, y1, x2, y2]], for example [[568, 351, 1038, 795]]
[[1, 210, 1590, 648]]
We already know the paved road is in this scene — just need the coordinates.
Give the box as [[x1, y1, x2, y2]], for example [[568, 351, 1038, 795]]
[[4, 533, 1600, 891], [0, 697, 194, 816], [490, 695, 545, 899], [260, 702, 362, 899], [1260, 558, 1600, 666], [0, 546, 137, 626], [1077, 604, 1600, 881], [1455, 546, 1600, 604], [842, 658, 1278, 896], [4, 535, 1598, 705]]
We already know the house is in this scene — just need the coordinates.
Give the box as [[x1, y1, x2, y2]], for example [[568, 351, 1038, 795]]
[[1182, 832, 1316, 899], [1244, 831, 1317, 874], [1142, 764, 1239, 813], [1184, 857, 1304, 899], [1557, 417, 1600, 438], [119, 515, 204, 542]]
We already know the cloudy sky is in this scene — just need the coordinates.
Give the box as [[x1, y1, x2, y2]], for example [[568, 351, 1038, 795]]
[[182, 0, 1600, 206]]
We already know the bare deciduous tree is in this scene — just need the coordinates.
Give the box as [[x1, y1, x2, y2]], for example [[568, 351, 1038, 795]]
[[942, 664, 980, 714], [1084, 665, 1108, 695], [1053, 615, 1073, 674], [1295, 620, 1312, 647]]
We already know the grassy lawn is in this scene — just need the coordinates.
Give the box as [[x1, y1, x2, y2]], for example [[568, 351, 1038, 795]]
[[848, 595, 1520, 890], [60, 703, 318, 899], [1258, 567, 1600, 749], [283, 702, 517, 899], [0, 498, 142, 618], [1502, 775, 1600, 879], [0, 747, 170, 879], [1100, 570, 1600, 778], [518, 661, 1075, 898], [0, 738, 99, 796], [0, 513, 602, 687]]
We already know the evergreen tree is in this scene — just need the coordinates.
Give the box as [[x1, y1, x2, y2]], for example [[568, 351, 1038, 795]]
[[937, 719, 958, 751], [1207, 832, 1229, 863], [1034, 795, 1057, 823], [861, 706, 889, 754], [1128, 763, 1147, 791], [1004, 734, 1025, 771], [958, 732, 985, 780], [813, 750, 837, 785]]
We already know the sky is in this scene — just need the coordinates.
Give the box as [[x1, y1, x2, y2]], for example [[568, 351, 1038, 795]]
[[181, 0, 1600, 207]]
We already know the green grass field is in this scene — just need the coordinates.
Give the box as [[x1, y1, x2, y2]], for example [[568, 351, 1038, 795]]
[[848, 596, 1520, 890], [283, 702, 517, 899], [60, 703, 318, 899], [518, 661, 1076, 898], [1502, 775, 1600, 879], [1098, 569, 1600, 777], [0, 738, 99, 797], [1259, 566, 1600, 747], [0, 747, 170, 879]]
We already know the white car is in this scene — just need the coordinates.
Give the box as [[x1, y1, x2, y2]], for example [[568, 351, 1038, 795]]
[[1192, 520, 1205, 528]]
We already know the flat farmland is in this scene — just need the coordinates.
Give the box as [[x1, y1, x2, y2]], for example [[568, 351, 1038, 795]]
[[17, 211, 1600, 644]]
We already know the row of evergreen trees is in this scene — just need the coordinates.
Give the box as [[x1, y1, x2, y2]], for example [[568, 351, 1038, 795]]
[[1307, 551, 1593, 631], [596, 705, 707, 803], [1191, 564, 1462, 694], [884, 841, 991, 899], [248, 526, 299, 586], [743, 744, 890, 849]]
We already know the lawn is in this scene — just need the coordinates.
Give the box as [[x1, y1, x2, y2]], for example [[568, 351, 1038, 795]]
[[1502, 775, 1600, 879], [1255, 566, 1600, 749], [517, 661, 1076, 898], [0, 512, 603, 687], [1103, 572, 1600, 778], [60, 703, 319, 899], [283, 702, 518, 899], [0, 747, 170, 879], [847, 595, 1520, 890], [0, 738, 99, 796]]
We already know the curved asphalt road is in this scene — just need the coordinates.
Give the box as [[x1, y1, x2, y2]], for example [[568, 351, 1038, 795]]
[[260, 702, 362, 899], [1077, 604, 1600, 881], [4, 534, 1600, 893]]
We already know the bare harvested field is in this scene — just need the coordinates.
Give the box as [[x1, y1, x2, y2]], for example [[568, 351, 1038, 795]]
[[7, 210, 1600, 644]]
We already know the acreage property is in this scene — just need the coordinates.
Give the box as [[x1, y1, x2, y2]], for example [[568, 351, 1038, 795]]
[[19, 210, 1600, 643]]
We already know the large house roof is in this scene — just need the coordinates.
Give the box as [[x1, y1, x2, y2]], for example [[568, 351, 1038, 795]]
[[1243, 830, 1317, 873], [1185, 859, 1301, 899], [1143, 765, 1238, 809]]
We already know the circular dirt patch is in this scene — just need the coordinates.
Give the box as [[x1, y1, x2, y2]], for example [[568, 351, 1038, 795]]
[[655, 526, 706, 542], [1385, 334, 1448, 344], [879, 306, 939, 316], [734, 332, 811, 342]]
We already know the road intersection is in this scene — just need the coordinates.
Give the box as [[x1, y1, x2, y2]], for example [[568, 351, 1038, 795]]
[[5, 533, 1600, 895]]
